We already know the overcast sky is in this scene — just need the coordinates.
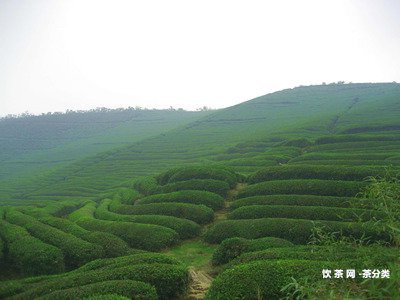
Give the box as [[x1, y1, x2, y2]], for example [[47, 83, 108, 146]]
[[1, 0, 400, 116]]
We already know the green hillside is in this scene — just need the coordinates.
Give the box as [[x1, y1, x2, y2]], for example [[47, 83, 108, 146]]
[[0, 83, 399, 299], [0, 108, 210, 201]]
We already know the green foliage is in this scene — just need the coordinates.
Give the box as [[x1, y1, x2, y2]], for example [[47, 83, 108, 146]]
[[231, 194, 355, 209], [37, 280, 157, 300], [5, 210, 103, 268], [4, 261, 189, 300], [135, 190, 224, 210], [132, 177, 159, 196], [0, 220, 65, 275], [153, 179, 230, 197], [68, 201, 97, 222], [39, 215, 131, 257], [238, 179, 366, 198], [77, 218, 179, 251], [96, 199, 201, 239], [204, 218, 390, 244], [279, 138, 312, 148], [212, 237, 293, 265], [113, 202, 214, 225], [205, 260, 328, 299], [248, 165, 387, 183], [315, 133, 400, 145], [156, 166, 239, 187], [228, 204, 385, 222]]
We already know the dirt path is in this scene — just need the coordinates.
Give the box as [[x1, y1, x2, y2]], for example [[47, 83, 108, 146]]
[[183, 182, 247, 299], [185, 268, 214, 300]]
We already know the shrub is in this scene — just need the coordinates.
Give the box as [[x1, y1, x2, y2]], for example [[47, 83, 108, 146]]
[[315, 134, 400, 145], [154, 179, 230, 197], [228, 244, 399, 268], [39, 215, 131, 257], [5, 210, 103, 268], [238, 179, 366, 198], [159, 166, 239, 188], [132, 176, 159, 196], [212, 237, 293, 265], [247, 165, 386, 183], [228, 205, 385, 222], [85, 294, 130, 300], [77, 218, 179, 251], [0, 236, 3, 265], [0, 220, 65, 275], [135, 190, 224, 210], [11, 263, 189, 300], [96, 199, 200, 239], [113, 202, 214, 225], [231, 195, 355, 209], [203, 218, 390, 244], [37, 280, 157, 300], [205, 260, 330, 299], [68, 201, 97, 222]]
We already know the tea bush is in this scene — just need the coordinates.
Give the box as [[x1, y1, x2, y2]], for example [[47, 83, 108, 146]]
[[37, 280, 157, 300], [157, 166, 239, 188], [204, 218, 390, 244], [96, 199, 200, 239], [40, 216, 131, 257], [212, 237, 294, 265], [247, 165, 385, 183], [135, 190, 224, 210], [77, 218, 179, 251], [0, 220, 65, 275], [5, 210, 103, 268], [231, 194, 355, 209], [228, 205, 385, 222], [154, 179, 230, 197], [112, 202, 214, 225], [238, 179, 366, 198]]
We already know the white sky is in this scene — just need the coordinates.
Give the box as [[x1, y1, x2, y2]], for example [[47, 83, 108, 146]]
[[1, 0, 400, 116]]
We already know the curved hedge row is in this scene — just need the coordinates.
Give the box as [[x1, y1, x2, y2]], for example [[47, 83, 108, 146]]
[[135, 190, 225, 210], [228, 245, 399, 268], [212, 237, 294, 265], [68, 201, 97, 222], [5, 210, 103, 268], [113, 202, 214, 225], [231, 194, 355, 209], [315, 134, 400, 145], [157, 166, 239, 188], [206, 260, 330, 299], [228, 205, 385, 222], [237, 179, 366, 198], [77, 218, 179, 251], [37, 280, 157, 300], [0, 220, 65, 275], [40, 215, 131, 257], [9, 263, 189, 300], [153, 179, 230, 197], [204, 218, 390, 244], [247, 165, 385, 183], [96, 199, 200, 239]]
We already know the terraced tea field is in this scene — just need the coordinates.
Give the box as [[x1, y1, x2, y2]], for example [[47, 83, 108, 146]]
[[1, 83, 400, 298]]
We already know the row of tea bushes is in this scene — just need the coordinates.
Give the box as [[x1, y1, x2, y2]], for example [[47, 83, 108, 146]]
[[227, 244, 399, 268], [203, 218, 390, 244], [5, 209, 103, 268], [237, 179, 366, 198], [289, 152, 398, 162], [39, 215, 131, 257], [156, 166, 241, 187], [206, 244, 397, 299], [247, 165, 386, 183], [212, 237, 294, 265], [156, 166, 240, 188], [0, 253, 189, 300], [0, 220, 65, 275], [76, 218, 179, 251], [135, 190, 224, 210], [152, 179, 231, 197], [228, 205, 385, 222], [315, 134, 400, 145], [96, 199, 201, 239], [111, 202, 214, 225], [230, 194, 357, 209]]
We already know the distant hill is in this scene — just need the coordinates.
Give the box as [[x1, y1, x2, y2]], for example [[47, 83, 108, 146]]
[[1, 82, 400, 203], [0, 108, 210, 198]]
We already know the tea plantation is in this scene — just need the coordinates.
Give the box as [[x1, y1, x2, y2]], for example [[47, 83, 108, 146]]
[[1, 83, 400, 298]]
